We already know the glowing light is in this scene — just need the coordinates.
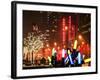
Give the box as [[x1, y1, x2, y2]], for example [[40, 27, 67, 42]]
[[23, 31, 46, 54], [69, 55, 74, 64], [82, 55, 85, 59], [45, 49, 47, 52], [67, 49, 74, 64], [48, 56, 52, 65], [77, 52, 82, 64], [65, 26, 68, 30], [82, 41, 85, 45], [67, 51, 74, 65], [54, 42, 57, 46], [62, 18, 66, 26], [68, 16, 71, 41], [62, 28, 65, 31], [48, 56, 51, 62], [63, 45, 66, 48], [46, 44, 49, 47], [57, 46, 60, 50], [71, 44, 73, 47], [46, 29, 49, 32], [64, 57, 69, 63], [52, 29, 55, 32], [62, 49, 65, 58], [54, 25, 57, 28], [84, 58, 91, 63], [78, 35, 82, 40], [68, 50, 71, 55], [62, 17, 66, 45], [48, 48, 51, 51], [52, 48, 55, 56], [73, 40, 78, 49]]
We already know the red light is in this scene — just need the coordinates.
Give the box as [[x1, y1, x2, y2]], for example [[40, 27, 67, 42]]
[[82, 41, 85, 45], [58, 46, 60, 50], [62, 17, 66, 44], [65, 26, 68, 30], [62, 18, 66, 26]]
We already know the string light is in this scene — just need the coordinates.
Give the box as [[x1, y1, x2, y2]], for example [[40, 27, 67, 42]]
[[23, 31, 47, 53]]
